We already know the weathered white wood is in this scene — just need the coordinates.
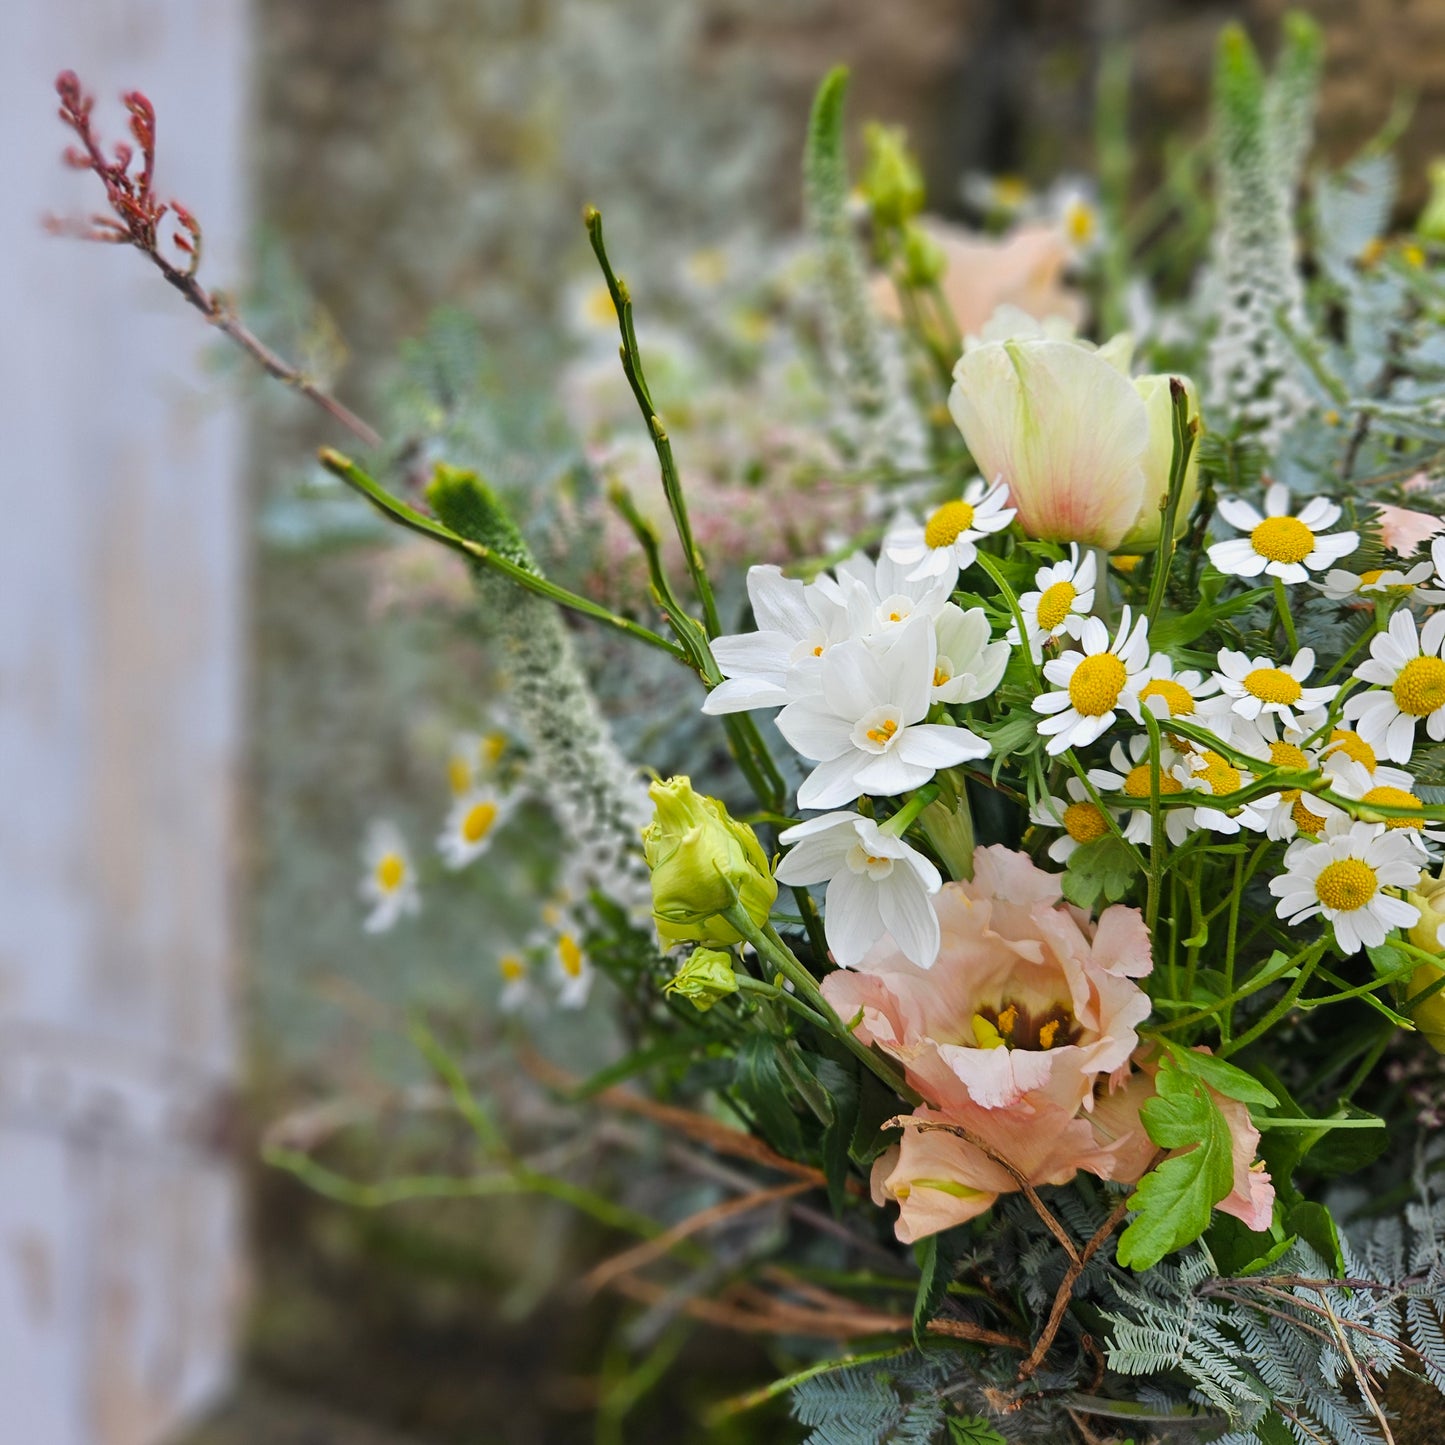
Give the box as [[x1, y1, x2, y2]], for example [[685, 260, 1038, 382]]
[[1, 2, 250, 1441]]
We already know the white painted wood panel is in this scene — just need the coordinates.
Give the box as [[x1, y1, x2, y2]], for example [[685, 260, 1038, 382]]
[[1, 2, 250, 1441]]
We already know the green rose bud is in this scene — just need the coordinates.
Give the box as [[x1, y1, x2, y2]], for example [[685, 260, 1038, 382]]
[[663, 947, 739, 1012], [900, 222, 946, 288], [642, 776, 777, 948], [860, 122, 925, 228], [1406, 872, 1445, 1053], [1418, 160, 1445, 245]]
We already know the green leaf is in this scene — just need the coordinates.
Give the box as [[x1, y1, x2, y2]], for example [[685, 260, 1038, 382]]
[[1116, 1059, 1235, 1269], [733, 1034, 806, 1159], [1257, 1409, 1297, 1445], [1061, 833, 1138, 910], [1156, 1040, 1279, 1106], [947, 1417, 1007, 1445], [812, 1056, 859, 1218], [1286, 1200, 1345, 1276], [850, 1069, 903, 1167], [1149, 586, 1271, 650], [1206, 1212, 1292, 1277], [1306, 1104, 1389, 1177], [912, 1235, 945, 1344]]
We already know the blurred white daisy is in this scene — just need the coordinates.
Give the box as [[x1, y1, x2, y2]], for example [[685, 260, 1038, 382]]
[[446, 730, 509, 797], [883, 478, 1015, 590], [498, 953, 531, 1013], [1208, 483, 1358, 584], [550, 921, 594, 1009], [438, 788, 512, 870], [1032, 608, 1151, 756], [1006, 545, 1096, 662], [359, 821, 420, 934], [1344, 609, 1445, 763]]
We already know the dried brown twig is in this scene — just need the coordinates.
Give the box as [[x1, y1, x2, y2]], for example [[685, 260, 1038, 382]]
[[47, 70, 381, 448]]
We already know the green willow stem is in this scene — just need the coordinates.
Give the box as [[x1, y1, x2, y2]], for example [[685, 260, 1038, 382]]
[[1141, 707, 1167, 936], [319, 448, 687, 663], [879, 782, 940, 837]]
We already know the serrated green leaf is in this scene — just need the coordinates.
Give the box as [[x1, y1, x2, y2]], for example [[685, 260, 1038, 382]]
[[1156, 1041, 1278, 1107], [1116, 1060, 1235, 1269], [912, 1234, 946, 1344], [1062, 833, 1137, 910]]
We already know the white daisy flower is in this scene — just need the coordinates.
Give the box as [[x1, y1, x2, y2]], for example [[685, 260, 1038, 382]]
[[1270, 818, 1422, 953], [1318, 560, 1433, 602], [1182, 747, 1274, 835], [1032, 607, 1152, 757], [498, 952, 531, 1013], [1320, 726, 1398, 781], [534, 904, 594, 1009], [1422, 535, 1445, 603], [1100, 736, 1196, 847], [359, 821, 420, 934], [1006, 545, 1097, 662], [1030, 771, 1129, 862], [446, 729, 509, 796], [1136, 652, 1224, 726], [1212, 647, 1338, 730], [931, 603, 1010, 705], [438, 788, 512, 870], [1208, 483, 1358, 584], [1343, 609, 1445, 763], [776, 616, 990, 810], [1326, 759, 1444, 858], [882, 477, 1015, 591], [775, 812, 942, 968], [1230, 720, 1333, 842]]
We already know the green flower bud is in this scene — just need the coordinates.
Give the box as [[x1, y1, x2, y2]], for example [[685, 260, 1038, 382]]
[[1418, 160, 1445, 245], [1406, 872, 1445, 1053], [900, 222, 946, 288], [663, 947, 739, 1012], [860, 122, 925, 228], [642, 776, 777, 947]]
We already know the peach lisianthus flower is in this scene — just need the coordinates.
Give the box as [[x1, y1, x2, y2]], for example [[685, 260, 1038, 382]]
[[820, 846, 1153, 1115], [871, 220, 1085, 338], [1377, 502, 1445, 556], [870, 1096, 1121, 1244]]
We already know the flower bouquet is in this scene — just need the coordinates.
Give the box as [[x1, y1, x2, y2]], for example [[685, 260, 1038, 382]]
[[48, 12, 1445, 1443]]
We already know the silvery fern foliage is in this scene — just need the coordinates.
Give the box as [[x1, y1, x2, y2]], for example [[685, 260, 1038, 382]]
[[803, 67, 928, 477], [1205, 18, 1321, 452]]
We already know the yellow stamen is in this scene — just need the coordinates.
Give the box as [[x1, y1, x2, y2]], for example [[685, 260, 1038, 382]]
[[996, 1004, 1018, 1037], [1123, 764, 1184, 799], [932, 665, 950, 688], [866, 718, 900, 746], [1362, 784, 1424, 830], [1038, 1019, 1061, 1050], [559, 932, 585, 978], [1244, 666, 1303, 706], [1392, 655, 1445, 717], [1250, 515, 1315, 565], [1198, 750, 1241, 798], [462, 800, 499, 844], [1069, 652, 1127, 717], [924, 500, 976, 550], [1315, 857, 1378, 912], [1139, 678, 1194, 717], [376, 853, 405, 892], [1062, 800, 1109, 842], [1035, 580, 1077, 632], [972, 1014, 1006, 1049]]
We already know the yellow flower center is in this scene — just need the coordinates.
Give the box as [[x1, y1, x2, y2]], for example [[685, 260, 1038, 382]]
[[1062, 800, 1109, 842], [924, 500, 976, 550], [1198, 750, 1241, 798], [462, 800, 499, 844], [866, 718, 899, 746], [1360, 569, 1385, 587], [932, 665, 950, 688], [448, 756, 472, 795], [1250, 515, 1316, 565], [1362, 784, 1424, 830], [1269, 741, 1310, 803], [1036, 580, 1077, 632], [1138, 678, 1194, 717], [559, 932, 585, 978], [499, 954, 526, 982], [375, 853, 405, 892], [1244, 667, 1303, 706], [1123, 764, 1184, 799], [483, 733, 507, 765], [1328, 729, 1376, 770], [1392, 655, 1445, 717], [1292, 798, 1327, 835], [1315, 857, 1379, 912], [1066, 200, 1096, 246], [1069, 653, 1128, 717], [1358, 569, 1414, 597]]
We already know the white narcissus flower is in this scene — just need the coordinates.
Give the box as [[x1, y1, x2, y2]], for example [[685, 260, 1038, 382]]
[[1212, 646, 1338, 730], [359, 821, 421, 933], [949, 318, 1153, 549], [1270, 818, 1422, 953], [438, 788, 513, 870], [931, 603, 1010, 705], [1207, 483, 1358, 584], [776, 812, 942, 968], [1007, 545, 1096, 661], [882, 477, 1015, 591], [776, 617, 990, 810], [1032, 608, 1152, 756], [1344, 609, 1445, 763]]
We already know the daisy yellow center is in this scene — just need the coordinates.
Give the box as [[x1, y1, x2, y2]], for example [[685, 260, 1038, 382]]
[[1244, 667, 1303, 705], [1036, 580, 1077, 631], [1062, 801, 1109, 842], [1315, 857, 1378, 912], [1199, 750, 1241, 797], [1392, 656, 1445, 717], [1269, 741, 1309, 802], [1250, 515, 1315, 565], [462, 800, 499, 844], [1360, 569, 1386, 587], [1362, 784, 1424, 829], [482, 733, 507, 765], [1329, 729, 1376, 769], [1123, 764, 1184, 798], [448, 756, 472, 795], [1292, 798, 1327, 836], [376, 853, 405, 892], [924, 500, 976, 550], [499, 955, 525, 982], [1069, 653, 1127, 717], [559, 932, 584, 978], [1139, 678, 1194, 717], [866, 718, 899, 746]]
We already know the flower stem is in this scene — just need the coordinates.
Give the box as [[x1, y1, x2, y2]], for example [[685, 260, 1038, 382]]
[[1273, 574, 1300, 653]]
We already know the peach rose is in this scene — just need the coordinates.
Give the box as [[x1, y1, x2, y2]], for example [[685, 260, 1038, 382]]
[[821, 846, 1153, 1115]]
